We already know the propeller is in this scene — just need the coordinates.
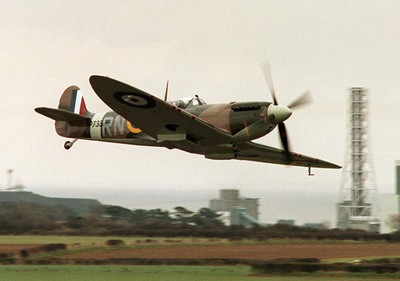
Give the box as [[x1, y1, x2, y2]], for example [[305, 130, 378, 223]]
[[287, 90, 312, 109], [164, 80, 169, 101], [278, 122, 290, 155], [261, 62, 278, 105], [261, 62, 312, 161]]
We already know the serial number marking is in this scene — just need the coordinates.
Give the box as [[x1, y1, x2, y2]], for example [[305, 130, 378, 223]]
[[90, 120, 102, 128]]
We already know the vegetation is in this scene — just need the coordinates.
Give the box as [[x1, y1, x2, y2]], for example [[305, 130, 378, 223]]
[[0, 265, 254, 281], [0, 235, 398, 277], [0, 265, 398, 281], [251, 258, 400, 274], [0, 202, 74, 234], [0, 203, 398, 280], [0, 201, 399, 242], [386, 214, 400, 232]]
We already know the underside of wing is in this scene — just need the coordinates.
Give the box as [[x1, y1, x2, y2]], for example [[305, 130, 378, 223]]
[[221, 141, 341, 169], [89, 76, 233, 145]]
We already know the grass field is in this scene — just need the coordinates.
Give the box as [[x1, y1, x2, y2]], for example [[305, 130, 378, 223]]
[[0, 235, 153, 245], [0, 265, 399, 281], [0, 236, 399, 280]]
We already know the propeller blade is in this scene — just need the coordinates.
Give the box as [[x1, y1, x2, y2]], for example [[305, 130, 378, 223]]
[[261, 62, 278, 105], [288, 90, 312, 109], [278, 122, 292, 160], [261, 62, 296, 163], [164, 80, 169, 101]]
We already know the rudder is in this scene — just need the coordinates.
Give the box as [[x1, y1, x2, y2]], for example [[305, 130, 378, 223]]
[[58, 86, 90, 116]]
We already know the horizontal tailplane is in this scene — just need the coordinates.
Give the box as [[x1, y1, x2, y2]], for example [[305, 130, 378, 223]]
[[35, 107, 89, 122]]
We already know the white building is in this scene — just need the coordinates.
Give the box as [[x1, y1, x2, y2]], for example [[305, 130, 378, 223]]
[[209, 189, 262, 227], [379, 161, 400, 234]]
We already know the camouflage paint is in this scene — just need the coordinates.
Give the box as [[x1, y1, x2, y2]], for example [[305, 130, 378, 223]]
[[36, 78, 340, 169], [56, 86, 275, 142], [186, 101, 272, 136], [54, 87, 147, 141]]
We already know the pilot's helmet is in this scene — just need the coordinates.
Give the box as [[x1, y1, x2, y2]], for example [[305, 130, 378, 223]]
[[175, 99, 186, 108]]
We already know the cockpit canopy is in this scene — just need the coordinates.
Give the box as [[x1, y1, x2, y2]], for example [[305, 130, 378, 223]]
[[173, 96, 207, 109]]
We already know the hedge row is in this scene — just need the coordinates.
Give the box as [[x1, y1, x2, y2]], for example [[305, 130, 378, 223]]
[[43, 223, 400, 242], [20, 243, 67, 258], [0, 257, 394, 274], [251, 260, 400, 274]]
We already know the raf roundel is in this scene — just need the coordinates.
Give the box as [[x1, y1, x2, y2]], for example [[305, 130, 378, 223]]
[[114, 92, 156, 108]]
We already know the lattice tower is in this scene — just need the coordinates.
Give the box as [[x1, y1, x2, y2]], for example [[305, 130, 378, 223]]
[[337, 88, 379, 231]]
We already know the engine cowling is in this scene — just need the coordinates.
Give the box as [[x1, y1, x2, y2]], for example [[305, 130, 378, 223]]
[[233, 120, 276, 143]]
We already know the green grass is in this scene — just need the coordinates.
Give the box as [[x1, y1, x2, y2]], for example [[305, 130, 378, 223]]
[[0, 265, 399, 281], [0, 235, 389, 246], [0, 265, 252, 281], [0, 235, 226, 246], [0, 235, 148, 245]]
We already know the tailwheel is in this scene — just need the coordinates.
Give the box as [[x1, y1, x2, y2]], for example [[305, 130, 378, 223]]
[[64, 139, 78, 150], [64, 141, 73, 150]]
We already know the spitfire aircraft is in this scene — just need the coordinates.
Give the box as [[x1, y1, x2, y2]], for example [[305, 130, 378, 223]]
[[35, 66, 340, 174]]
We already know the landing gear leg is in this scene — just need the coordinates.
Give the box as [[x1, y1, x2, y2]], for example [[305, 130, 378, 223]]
[[64, 139, 78, 150], [308, 165, 314, 176]]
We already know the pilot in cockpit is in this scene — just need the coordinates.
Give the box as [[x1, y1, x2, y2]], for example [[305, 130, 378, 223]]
[[174, 95, 207, 109]]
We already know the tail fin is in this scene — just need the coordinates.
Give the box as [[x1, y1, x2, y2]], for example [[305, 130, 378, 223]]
[[35, 86, 92, 138], [58, 86, 90, 116]]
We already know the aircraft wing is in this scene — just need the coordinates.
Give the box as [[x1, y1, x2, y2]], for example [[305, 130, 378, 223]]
[[233, 141, 340, 169], [89, 76, 234, 145]]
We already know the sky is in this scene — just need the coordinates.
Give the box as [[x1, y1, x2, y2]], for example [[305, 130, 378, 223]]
[[0, 0, 399, 225]]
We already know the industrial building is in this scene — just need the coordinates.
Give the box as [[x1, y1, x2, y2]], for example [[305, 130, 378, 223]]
[[209, 189, 263, 227], [379, 161, 400, 233]]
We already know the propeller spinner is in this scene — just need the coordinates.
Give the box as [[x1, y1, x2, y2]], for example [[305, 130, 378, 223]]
[[262, 62, 312, 160]]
